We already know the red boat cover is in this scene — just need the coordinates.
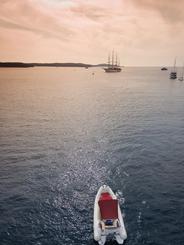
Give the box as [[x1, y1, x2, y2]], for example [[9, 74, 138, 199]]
[[98, 199, 118, 219], [99, 192, 113, 201]]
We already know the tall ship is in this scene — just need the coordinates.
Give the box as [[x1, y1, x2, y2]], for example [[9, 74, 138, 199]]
[[104, 51, 122, 73], [170, 58, 177, 79]]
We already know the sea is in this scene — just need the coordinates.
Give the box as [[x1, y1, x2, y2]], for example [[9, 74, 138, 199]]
[[0, 67, 184, 245]]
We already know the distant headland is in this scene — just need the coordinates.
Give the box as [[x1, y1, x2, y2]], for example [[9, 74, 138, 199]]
[[0, 62, 107, 68]]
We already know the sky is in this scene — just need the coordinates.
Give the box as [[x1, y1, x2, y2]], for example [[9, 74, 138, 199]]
[[0, 0, 184, 66]]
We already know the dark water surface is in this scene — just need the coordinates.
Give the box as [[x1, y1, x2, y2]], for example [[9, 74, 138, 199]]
[[0, 67, 184, 245]]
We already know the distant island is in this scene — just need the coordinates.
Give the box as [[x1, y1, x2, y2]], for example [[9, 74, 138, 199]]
[[0, 62, 107, 68]]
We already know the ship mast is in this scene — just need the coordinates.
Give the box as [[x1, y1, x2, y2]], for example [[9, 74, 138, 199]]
[[173, 57, 176, 72], [112, 50, 114, 68], [108, 53, 110, 68], [115, 53, 118, 67], [182, 63, 184, 78]]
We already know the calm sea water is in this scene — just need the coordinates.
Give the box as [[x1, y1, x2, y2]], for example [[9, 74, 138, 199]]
[[0, 67, 184, 245]]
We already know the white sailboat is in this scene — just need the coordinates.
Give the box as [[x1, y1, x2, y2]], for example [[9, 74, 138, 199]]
[[170, 58, 177, 79], [178, 64, 184, 81]]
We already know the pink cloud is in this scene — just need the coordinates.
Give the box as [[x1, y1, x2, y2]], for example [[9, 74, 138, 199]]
[[129, 0, 184, 23]]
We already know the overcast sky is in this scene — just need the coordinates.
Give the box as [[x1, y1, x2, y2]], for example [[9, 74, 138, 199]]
[[0, 0, 184, 65]]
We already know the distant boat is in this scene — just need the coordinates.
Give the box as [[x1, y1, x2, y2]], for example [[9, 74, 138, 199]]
[[170, 58, 177, 79], [178, 65, 184, 81], [161, 67, 168, 71], [104, 51, 122, 73]]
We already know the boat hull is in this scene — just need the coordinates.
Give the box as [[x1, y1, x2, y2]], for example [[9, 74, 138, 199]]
[[170, 72, 177, 79], [104, 68, 122, 73], [93, 185, 127, 245]]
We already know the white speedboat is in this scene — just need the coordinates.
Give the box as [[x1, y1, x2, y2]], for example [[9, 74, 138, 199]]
[[93, 185, 127, 245]]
